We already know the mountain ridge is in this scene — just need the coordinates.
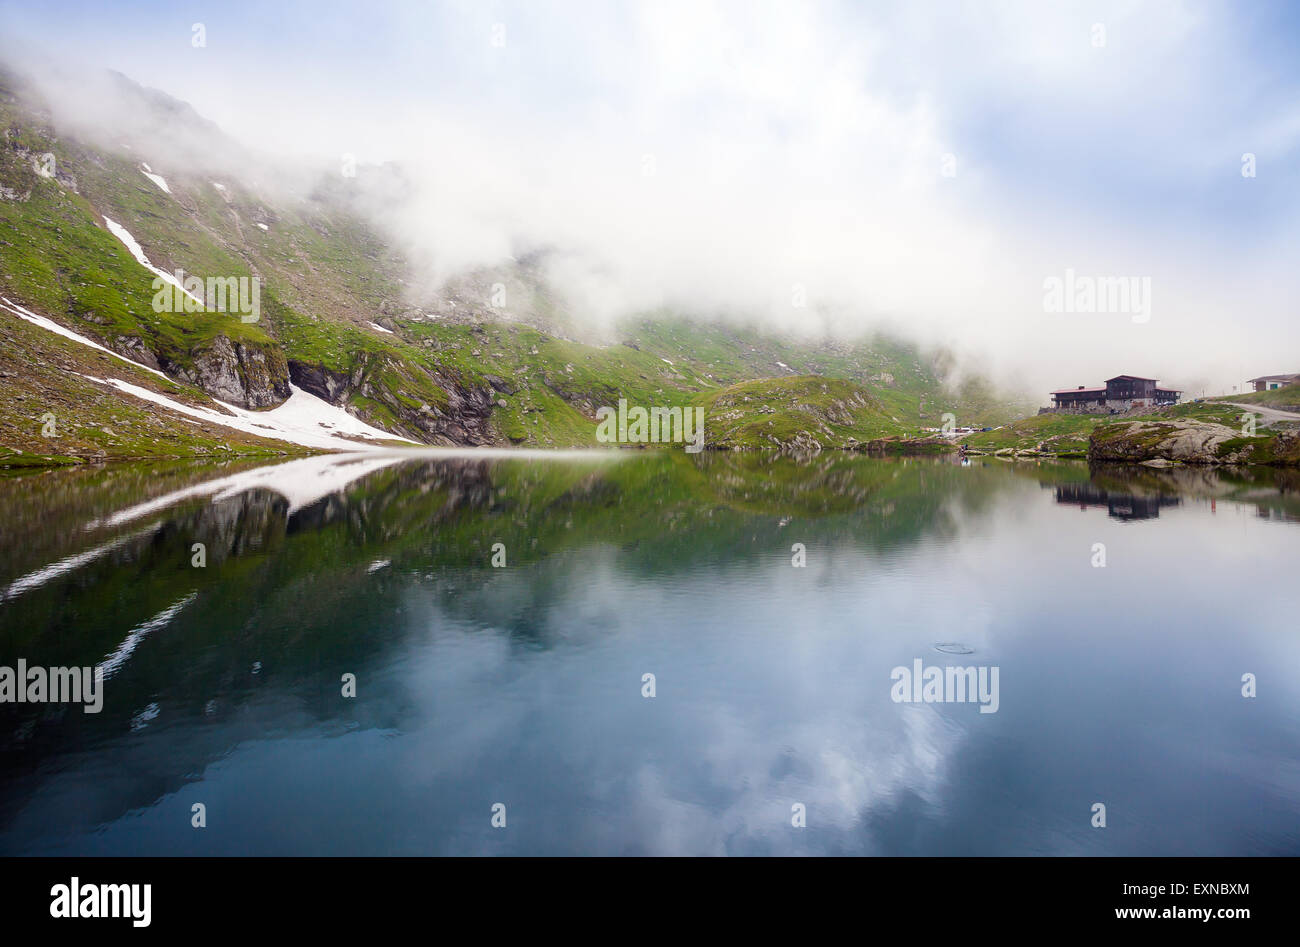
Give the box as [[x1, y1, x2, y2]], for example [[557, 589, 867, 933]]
[[0, 62, 1032, 465]]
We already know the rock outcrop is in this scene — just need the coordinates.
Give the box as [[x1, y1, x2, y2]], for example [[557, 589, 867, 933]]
[[287, 361, 352, 404], [168, 335, 291, 408], [1089, 419, 1300, 466], [288, 358, 496, 447], [404, 381, 496, 445]]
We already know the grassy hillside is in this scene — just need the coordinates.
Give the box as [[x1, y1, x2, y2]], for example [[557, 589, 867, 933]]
[[698, 375, 900, 449], [1212, 383, 1300, 414], [964, 413, 1098, 456], [0, 115, 278, 373], [0, 307, 309, 465]]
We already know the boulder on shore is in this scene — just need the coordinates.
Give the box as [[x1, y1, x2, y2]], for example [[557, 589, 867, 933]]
[[1088, 419, 1300, 466]]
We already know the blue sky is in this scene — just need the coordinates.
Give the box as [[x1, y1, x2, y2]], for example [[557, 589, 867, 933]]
[[2, 0, 1297, 392]]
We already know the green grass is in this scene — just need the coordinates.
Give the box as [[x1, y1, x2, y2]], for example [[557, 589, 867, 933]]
[[0, 106, 283, 390], [1211, 383, 1300, 413], [0, 309, 314, 462], [698, 375, 903, 449], [965, 413, 1099, 455], [1125, 401, 1246, 427]]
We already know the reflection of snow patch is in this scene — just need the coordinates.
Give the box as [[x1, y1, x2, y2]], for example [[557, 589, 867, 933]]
[[101, 593, 196, 678], [0, 523, 161, 602], [130, 702, 160, 731], [368, 559, 391, 573], [101, 217, 203, 307], [1, 295, 171, 382], [90, 454, 411, 528], [88, 449, 624, 532]]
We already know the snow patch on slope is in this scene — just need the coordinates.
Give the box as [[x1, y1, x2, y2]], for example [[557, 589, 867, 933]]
[[1, 295, 172, 382], [6, 294, 415, 451], [139, 163, 170, 193], [81, 374, 415, 450], [367, 321, 393, 334], [101, 217, 203, 307]]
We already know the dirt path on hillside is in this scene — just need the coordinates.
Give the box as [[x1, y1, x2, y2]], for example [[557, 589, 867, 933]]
[[1222, 402, 1300, 424]]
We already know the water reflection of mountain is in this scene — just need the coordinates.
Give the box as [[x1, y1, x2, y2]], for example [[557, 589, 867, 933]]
[[1054, 483, 1181, 521], [3, 452, 1298, 851], [0, 451, 1016, 846]]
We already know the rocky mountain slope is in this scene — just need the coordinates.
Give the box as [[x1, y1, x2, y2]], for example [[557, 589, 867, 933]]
[[1089, 417, 1300, 466], [0, 63, 1030, 465]]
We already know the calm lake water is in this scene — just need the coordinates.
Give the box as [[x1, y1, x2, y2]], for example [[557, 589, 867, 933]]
[[1, 450, 1297, 855]]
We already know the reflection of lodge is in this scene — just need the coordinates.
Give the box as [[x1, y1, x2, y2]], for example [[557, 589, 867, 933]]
[[1055, 484, 1180, 521], [1256, 506, 1300, 524]]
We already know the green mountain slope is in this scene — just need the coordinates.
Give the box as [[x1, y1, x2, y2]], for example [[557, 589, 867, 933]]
[[0, 63, 1030, 464], [698, 376, 898, 449]]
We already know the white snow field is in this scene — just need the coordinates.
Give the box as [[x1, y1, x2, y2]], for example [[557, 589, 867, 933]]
[[4, 294, 415, 450], [81, 375, 417, 450]]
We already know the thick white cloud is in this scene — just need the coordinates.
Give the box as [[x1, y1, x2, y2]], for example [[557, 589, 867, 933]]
[[2, 0, 1297, 395]]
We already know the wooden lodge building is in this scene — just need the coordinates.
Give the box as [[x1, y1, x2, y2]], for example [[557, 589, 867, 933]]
[[1247, 373, 1300, 392], [1049, 375, 1181, 414]]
